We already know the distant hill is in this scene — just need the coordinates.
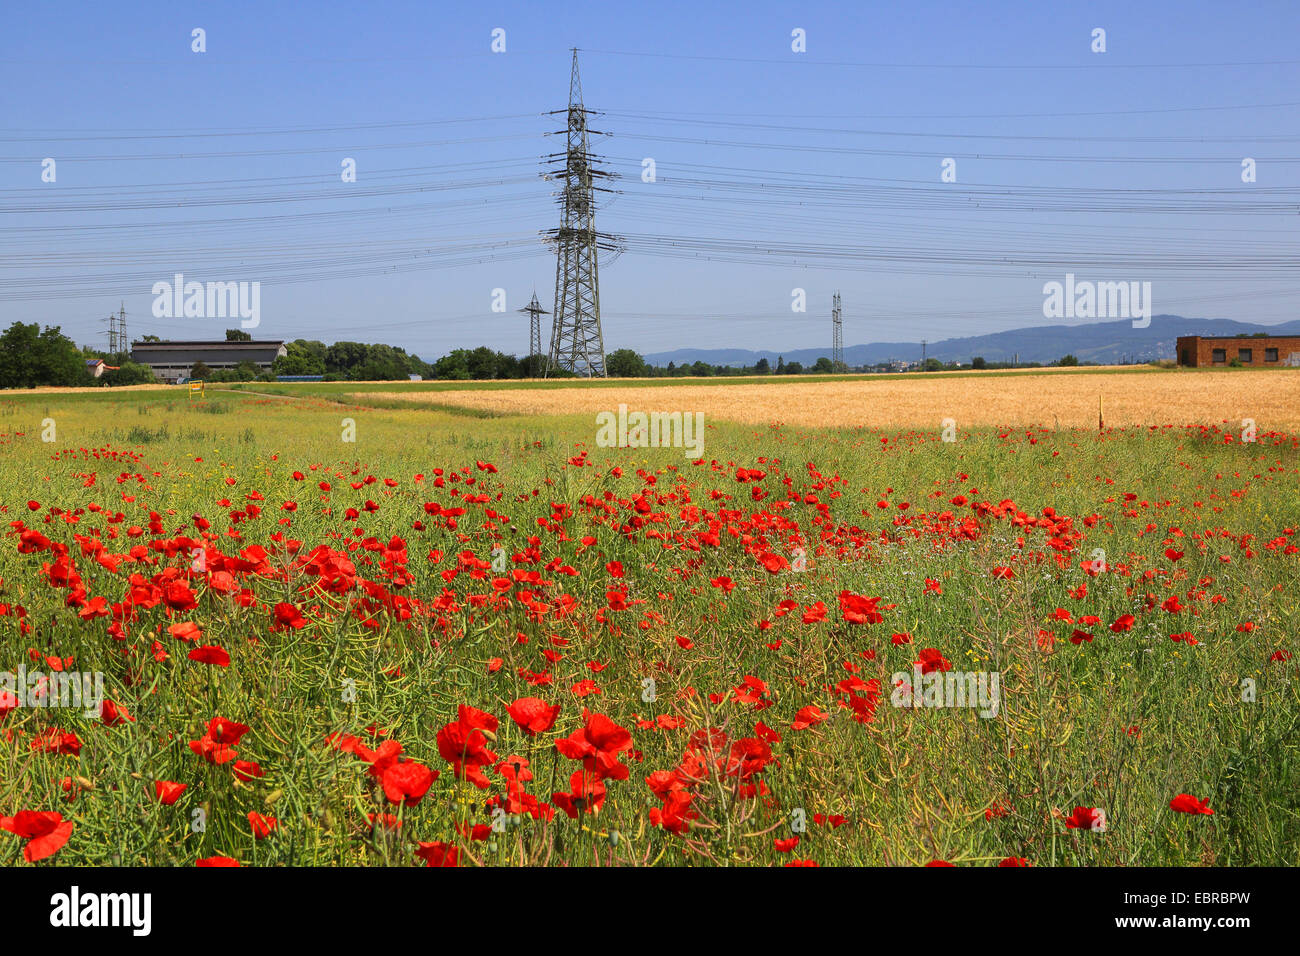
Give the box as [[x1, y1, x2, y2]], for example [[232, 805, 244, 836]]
[[642, 316, 1300, 368]]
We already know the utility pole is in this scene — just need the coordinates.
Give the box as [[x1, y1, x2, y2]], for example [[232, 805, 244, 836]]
[[831, 291, 844, 372], [544, 49, 619, 378], [518, 292, 549, 376], [921, 338, 927, 370], [117, 301, 127, 355]]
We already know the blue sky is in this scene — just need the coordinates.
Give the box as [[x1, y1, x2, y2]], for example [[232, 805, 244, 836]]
[[2, 0, 1298, 360]]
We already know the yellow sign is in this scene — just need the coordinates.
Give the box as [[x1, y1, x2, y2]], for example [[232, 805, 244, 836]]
[[188, 381, 205, 399]]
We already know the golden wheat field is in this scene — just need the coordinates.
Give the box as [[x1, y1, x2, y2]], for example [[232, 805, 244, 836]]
[[353, 367, 1300, 430]]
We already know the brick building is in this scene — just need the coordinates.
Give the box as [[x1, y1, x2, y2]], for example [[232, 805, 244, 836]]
[[1175, 335, 1300, 368]]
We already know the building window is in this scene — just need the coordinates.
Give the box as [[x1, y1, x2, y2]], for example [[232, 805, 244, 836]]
[[1212, 349, 1226, 364], [1238, 348, 1252, 363], [1265, 348, 1279, 362]]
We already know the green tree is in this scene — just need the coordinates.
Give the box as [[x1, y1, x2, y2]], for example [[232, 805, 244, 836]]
[[190, 361, 212, 380], [103, 361, 155, 386], [434, 350, 472, 380], [972, 356, 987, 370], [1058, 354, 1079, 367], [465, 346, 503, 380], [324, 341, 370, 375], [0, 322, 42, 388], [273, 345, 326, 376], [754, 357, 770, 374], [605, 348, 641, 377], [812, 356, 834, 374], [0, 323, 89, 389], [606, 348, 648, 377], [520, 353, 548, 378], [225, 329, 252, 342]]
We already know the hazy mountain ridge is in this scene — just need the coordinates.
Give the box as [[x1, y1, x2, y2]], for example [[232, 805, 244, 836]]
[[642, 316, 1300, 367]]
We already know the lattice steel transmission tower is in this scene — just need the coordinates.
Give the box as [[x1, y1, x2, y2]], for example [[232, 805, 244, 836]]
[[518, 292, 549, 376], [544, 50, 619, 378], [831, 291, 844, 372], [104, 302, 128, 355]]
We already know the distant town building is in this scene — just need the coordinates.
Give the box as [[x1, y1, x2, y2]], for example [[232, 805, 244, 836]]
[[130, 340, 287, 383], [1176, 335, 1300, 368]]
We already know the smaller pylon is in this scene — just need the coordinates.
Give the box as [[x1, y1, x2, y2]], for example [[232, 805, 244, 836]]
[[831, 291, 844, 372], [518, 292, 549, 377]]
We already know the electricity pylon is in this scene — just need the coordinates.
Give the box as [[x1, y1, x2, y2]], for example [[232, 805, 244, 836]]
[[832, 291, 845, 372], [518, 292, 549, 377], [103, 302, 128, 355], [544, 49, 619, 378]]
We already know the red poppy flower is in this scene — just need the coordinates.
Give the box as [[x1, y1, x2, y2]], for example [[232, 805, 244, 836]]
[[233, 760, 264, 781], [247, 811, 278, 839], [153, 781, 187, 805], [554, 710, 633, 781], [507, 697, 561, 735], [1064, 806, 1106, 831], [381, 760, 437, 806], [272, 603, 307, 629], [189, 716, 250, 764], [839, 590, 884, 625], [1109, 614, 1136, 633], [552, 769, 607, 818], [31, 729, 82, 756], [168, 621, 202, 642], [415, 841, 459, 867], [188, 645, 231, 667], [436, 705, 499, 789], [1169, 794, 1214, 815], [791, 705, 828, 730], [1, 810, 74, 862], [915, 648, 952, 675]]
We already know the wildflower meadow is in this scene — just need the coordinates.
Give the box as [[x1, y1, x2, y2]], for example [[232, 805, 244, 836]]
[[1, 382, 1295, 868]]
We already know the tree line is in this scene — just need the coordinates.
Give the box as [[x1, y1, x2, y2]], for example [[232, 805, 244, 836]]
[[0, 320, 1095, 390]]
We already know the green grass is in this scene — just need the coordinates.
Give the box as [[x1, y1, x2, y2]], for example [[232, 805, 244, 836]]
[[0, 388, 1296, 867]]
